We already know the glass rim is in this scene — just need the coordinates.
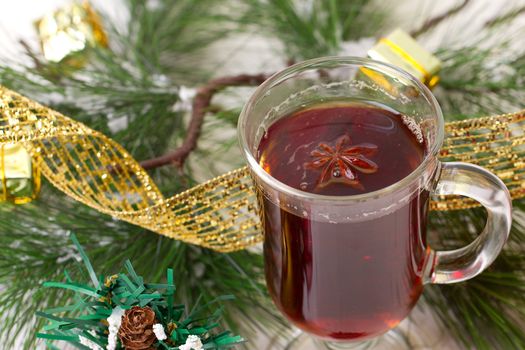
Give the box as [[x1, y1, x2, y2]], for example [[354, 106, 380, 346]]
[[238, 56, 445, 202]]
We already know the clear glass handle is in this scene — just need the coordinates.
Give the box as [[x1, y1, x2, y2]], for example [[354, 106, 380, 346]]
[[427, 162, 512, 284]]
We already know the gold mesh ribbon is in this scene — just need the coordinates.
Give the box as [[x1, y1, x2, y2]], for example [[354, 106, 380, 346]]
[[1, 85, 524, 252], [434, 113, 525, 210]]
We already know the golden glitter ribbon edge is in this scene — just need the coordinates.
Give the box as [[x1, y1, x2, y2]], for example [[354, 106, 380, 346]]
[[1, 85, 524, 252]]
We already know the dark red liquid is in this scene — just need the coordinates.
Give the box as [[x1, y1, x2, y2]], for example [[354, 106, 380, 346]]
[[257, 103, 430, 340]]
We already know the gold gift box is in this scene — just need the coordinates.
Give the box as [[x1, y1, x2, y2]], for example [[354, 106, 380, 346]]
[[0, 144, 40, 204], [35, 1, 108, 65], [367, 28, 442, 89]]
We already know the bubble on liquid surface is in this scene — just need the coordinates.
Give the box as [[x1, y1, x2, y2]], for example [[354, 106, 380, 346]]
[[300, 182, 308, 190], [401, 115, 424, 143]]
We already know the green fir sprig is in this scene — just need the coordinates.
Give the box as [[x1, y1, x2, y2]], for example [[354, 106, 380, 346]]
[[0, 187, 281, 349], [37, 234, 244, 349]]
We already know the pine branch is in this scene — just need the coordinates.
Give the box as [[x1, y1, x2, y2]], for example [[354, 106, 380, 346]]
[[425, 202, 525, 349], [140, 73, 268, 170], [0, 188, 286, 349], [484, 5, 525, 28], [410, 0, 471, 37], [0, 2, 286, 349], [436, 44, 525, 117], [426, 4, 525, 117], [242, 0, 386, 60]]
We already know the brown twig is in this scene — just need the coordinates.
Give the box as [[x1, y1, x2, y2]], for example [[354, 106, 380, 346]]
[[19, 39, 64, 82], [484, 5, 525, 28], [19, 39, 45, 70], [410, 0, 471, 38], [140, 73, 268, 170]]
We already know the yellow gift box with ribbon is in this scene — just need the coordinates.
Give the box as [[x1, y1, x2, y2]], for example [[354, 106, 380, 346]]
[[367, 29, 442, 89]]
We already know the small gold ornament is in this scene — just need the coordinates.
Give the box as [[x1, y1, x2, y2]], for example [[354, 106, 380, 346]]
[[0, 143, 40, 204], [367, 28, 442, 89], [35, 1, 108, 65]]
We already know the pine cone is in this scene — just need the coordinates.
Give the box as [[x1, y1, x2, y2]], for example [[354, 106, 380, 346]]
[[118, 306, 158, 350]]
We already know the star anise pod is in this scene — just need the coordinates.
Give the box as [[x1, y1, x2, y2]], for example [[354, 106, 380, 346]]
[[305, 134, 378, 190]]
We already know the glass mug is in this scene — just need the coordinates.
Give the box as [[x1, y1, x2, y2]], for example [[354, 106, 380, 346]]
[[238, 57, 512, 348]]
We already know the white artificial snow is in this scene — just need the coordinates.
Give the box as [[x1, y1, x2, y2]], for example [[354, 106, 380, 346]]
[[178, 335, 203, 350], [106, 307, 125, 350], [153, 323, 167, 341]]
